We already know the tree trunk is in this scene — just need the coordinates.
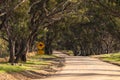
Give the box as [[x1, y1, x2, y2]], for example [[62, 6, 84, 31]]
[[14, 39, 29, 63], [21, 54, 27, 62], [8, 39, 15, 65], [44, 32, 53, 55], [72, 45, 78, 56], [14, 48, 28, 63], [45, 43, 52, 55], [73, 50, 78, 56]]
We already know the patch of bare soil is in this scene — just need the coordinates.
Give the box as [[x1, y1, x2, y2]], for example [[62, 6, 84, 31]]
[[0, 57, 65, 80]]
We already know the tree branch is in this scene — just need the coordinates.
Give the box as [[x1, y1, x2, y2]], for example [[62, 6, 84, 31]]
[[95, 0, 120, 17]]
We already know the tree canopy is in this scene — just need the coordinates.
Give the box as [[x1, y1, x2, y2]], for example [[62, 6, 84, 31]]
[[0, 0, 120, 64]]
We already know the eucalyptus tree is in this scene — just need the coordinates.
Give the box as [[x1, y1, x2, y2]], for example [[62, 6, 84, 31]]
[[0, 0, 120, 64], [0, 0, 30, 64], [32, 0, 120, 56], [29, 0, 80, 55], [0, 0, 79, 64], [57, 0, 120, 56]]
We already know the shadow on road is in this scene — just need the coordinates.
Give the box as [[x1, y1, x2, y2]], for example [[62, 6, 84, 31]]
[[53, 73, 120, 77]]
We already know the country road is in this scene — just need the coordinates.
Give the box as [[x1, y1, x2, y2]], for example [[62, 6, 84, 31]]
[[34, 51, 120, 80]]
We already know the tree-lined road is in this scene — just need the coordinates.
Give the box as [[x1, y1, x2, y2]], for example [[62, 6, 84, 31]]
[[34, 52, 120, 80]]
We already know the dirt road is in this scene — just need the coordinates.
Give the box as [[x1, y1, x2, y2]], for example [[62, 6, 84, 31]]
[[34, 52, 120, 80]]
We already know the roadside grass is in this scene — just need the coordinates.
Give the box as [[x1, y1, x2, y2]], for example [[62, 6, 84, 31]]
[[29, 54, 57, 59], [101, 53, 120, 62], [0, 54, 57, 73], [0, 63, 26, 73], [62, 50, 74, 56], [92, 52, 120, 64]]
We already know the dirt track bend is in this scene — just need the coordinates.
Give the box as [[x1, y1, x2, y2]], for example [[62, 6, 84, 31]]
[[33, 51, 120, 80]]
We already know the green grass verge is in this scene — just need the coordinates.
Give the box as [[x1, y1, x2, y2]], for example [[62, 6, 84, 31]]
[[93, 52, 120, 64], [0, 64, 26, 73], [0, 54, 57, 73]]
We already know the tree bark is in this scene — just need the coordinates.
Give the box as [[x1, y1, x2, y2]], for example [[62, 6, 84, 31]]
[[8, 39, 15, 65], [44, 32, 53, 55]]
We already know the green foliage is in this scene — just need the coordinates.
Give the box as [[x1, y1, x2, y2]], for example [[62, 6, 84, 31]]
[[48, 0, 57, 10], [12, 0, 30, 38], [0, 0, 120, 61], [0, 38, 8, 57]]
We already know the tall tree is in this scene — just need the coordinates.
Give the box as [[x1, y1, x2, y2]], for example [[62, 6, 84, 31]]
[[0, 0, 78, 64]]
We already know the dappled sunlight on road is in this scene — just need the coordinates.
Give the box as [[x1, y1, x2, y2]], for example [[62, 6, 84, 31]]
[[33, 51, 120, 80]]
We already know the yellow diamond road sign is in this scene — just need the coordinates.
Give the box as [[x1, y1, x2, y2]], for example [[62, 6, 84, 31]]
[[37, 42, 45, 50]]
